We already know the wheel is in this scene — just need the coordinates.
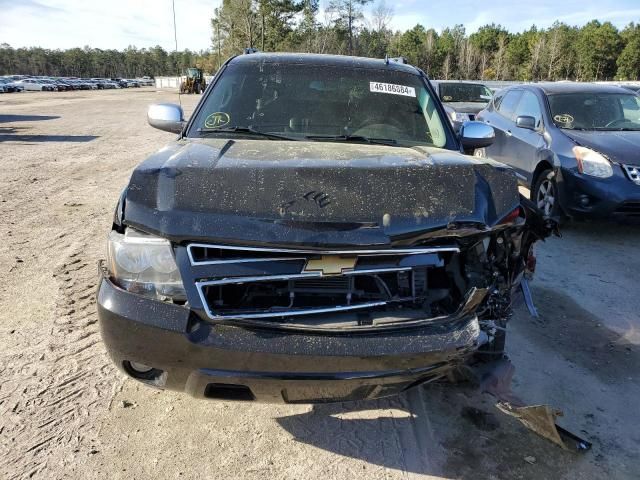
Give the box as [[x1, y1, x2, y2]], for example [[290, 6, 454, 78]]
[[531, 168, 561, 217], [194, 82, 201, 94]]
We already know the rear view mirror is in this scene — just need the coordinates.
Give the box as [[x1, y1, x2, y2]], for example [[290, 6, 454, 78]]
[[147, 103, 185, 133], [516, 115, 537, 130], [459, 121, 495, 151]]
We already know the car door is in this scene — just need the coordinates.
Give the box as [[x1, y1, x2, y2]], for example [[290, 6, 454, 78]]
[[482, 89, 523, 166], [508, 90, 547, 184]]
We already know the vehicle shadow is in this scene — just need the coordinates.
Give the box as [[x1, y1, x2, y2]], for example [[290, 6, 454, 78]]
[[275, 283, 639, 478], [0, 114, 61, 123], [535, 217, 640, 342], [275, 382, 576, 478], [0, 134, 98, 143]]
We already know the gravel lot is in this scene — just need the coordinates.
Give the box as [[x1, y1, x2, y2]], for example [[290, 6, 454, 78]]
[[1, 89, 639, 480]]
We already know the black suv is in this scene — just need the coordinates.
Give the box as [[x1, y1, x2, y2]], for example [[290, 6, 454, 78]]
[[97, 53, 551, 403]]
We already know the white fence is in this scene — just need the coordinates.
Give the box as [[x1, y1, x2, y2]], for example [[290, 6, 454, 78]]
[[155, 76, 183, 89], [155, 76, 215, 89]]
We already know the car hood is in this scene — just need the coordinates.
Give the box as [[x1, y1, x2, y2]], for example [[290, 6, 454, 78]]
[[562, 129, 640, 164], [444, 102, 489, 115], [123, 139, 519, 247]]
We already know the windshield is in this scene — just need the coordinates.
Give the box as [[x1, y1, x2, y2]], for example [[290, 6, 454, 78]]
[[188, 62, 449, 148], [438, 83, 493, 103], [548, 92, 640, 130]]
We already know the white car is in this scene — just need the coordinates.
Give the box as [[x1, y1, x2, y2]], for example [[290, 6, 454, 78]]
[[136, 77, 154, 86], [15, 79, 56, 91]]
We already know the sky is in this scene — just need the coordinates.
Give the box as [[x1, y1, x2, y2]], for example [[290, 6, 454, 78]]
[[1, 0, 639, 51]]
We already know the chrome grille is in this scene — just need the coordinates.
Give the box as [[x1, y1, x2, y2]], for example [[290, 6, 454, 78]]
[[187, 244, 459, 321], [622, 164, 640, 185]]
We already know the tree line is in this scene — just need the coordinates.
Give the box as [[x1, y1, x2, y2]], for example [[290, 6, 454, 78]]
[[212, 0, 640, 81], [2, 0, 640, 81], [0, 44, 216, 78]]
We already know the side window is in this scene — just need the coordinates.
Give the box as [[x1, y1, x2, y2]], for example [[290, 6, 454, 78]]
[[516, 91, 543, 128], [497, 90, 523, 120], [492, 91, 505, 110], [621, 95, 640, 123]]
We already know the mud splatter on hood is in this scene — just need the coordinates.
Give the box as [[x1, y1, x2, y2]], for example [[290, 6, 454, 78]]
[[123, 138, 519, 247]]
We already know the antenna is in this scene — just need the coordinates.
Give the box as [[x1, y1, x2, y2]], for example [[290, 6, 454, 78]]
[[172, 0, 182, 107]]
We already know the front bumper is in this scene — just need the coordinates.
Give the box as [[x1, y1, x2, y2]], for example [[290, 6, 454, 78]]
[[557, 166, 640, 218], [97, 271, 482, 403]]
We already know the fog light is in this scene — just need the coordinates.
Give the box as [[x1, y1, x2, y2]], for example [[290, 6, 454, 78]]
[[129, 361, 153, 374], [123, 360, 165, 384], [579, 195, 590, 207]]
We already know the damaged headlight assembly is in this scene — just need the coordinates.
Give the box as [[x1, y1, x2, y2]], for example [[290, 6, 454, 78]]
[[106, 228, 186, 302], [572, 146, 613, 178]]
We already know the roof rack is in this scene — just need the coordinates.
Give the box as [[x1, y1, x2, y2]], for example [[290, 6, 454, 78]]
[[384, 55, 409, 65], [244, 48, 260, 55]]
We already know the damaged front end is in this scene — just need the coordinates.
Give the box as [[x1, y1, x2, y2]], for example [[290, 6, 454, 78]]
[[99, 141, 558, 403], [173, 195, 554, 344]]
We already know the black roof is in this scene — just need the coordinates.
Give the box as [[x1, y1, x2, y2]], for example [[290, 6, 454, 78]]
[[522, 82, 633, 95], [228, 52, 421, 75]]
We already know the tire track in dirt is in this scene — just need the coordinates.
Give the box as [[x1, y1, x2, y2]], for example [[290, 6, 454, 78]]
[[0, 241, 118, 479], [397, 386, 441, 478]]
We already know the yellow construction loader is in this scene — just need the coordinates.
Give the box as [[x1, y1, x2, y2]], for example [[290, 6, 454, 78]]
[[180, 67, 206, 94]]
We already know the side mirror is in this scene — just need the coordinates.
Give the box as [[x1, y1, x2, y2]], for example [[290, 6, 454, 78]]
[[516, 115, 536, 130], [147, 103, 185, 133], [460, 121, 495, 150]]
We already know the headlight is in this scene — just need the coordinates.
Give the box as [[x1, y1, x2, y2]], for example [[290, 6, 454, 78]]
[[107, 228, 186, 301], [572, 146, 613, 178], [450, 111, 470, 123]]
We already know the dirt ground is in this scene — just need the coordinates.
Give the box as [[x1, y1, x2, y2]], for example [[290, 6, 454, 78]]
[[1, 89, 639, 480]]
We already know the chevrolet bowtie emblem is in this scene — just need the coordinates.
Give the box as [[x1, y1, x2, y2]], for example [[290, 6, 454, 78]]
[[303, 255, 357, 276]]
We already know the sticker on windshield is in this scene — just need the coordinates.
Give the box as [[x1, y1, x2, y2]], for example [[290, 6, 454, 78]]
[[554, 114, 574, 125], [204, 112, 230, 128], [370, 82, 416, 97]]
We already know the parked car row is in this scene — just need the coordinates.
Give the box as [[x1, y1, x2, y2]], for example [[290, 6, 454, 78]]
[[0, 77, 24, 92], [432, 78, 640, 220], [0, 75, 154, 92]]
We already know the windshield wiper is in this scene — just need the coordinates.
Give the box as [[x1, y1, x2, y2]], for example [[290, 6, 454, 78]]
[[560, 126, 640, 131], [304, 134, 398, 146], [197, 126, 296, 141], [593, 127, 640, 131]]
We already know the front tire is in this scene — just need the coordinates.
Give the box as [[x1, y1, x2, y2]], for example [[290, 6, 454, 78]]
[[532, 169, 561, 217]]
